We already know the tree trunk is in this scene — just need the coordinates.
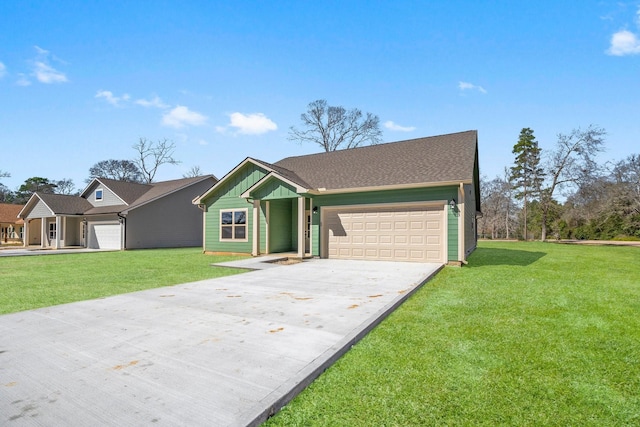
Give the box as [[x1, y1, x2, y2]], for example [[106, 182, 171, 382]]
[[523, 194, 528, 241], [541, 207, 548, 241]]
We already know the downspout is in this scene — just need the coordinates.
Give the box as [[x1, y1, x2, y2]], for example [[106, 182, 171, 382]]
[[117, 213, 126, 250], [196, 203, 207, 253]]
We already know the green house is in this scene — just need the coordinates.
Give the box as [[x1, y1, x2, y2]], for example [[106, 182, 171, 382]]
[[194, 130, 481, 264]]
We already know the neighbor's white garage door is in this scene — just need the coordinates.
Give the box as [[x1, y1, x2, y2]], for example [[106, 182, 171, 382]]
[[324, 205, 445, 263], [89, 223, 121, 249]]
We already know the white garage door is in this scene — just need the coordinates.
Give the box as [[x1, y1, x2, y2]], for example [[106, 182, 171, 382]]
[[325, 205, 445, 263], [89, 223, 121, 249]]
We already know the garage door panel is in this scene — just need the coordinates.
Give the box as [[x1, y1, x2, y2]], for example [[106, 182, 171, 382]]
[[326, 205, 444, 263], [89, 223, 121, 249]]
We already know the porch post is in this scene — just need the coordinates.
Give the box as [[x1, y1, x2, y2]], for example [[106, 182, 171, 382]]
[[40, 217, 46, 249], [23, 220, 28, 248], [252, 199, 260, 257], [297, 196, 305, 258], [55, 216, 61, 249]]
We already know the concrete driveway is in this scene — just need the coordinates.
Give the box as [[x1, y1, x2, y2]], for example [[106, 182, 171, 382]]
[[0, 258, 442, 426]]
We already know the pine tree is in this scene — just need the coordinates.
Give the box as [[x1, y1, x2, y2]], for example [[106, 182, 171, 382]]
[[510, 128, 544, 240]]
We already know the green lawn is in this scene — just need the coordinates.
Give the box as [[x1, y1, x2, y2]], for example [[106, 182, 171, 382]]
[[266, 241, 640, 426], [0, 248, 246, 315]]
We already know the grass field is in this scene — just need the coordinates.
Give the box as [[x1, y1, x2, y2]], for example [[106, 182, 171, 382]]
[[0, 248, 245, 314], [265, 241, 640, 426]]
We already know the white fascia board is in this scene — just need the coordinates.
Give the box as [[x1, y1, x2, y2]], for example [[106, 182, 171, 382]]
[[18, 193, 54, 218], [240, 172, 308, 199], [193, 158, 274, 204]]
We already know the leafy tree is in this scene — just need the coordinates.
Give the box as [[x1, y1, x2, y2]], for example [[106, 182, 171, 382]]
[[133, 138, 180, 183], [14, 177, 57, 203], [539, 125, 606, 240], [288, 99, 382, 152], [87, 159, 143, 183], [510, 128, 544, 240]]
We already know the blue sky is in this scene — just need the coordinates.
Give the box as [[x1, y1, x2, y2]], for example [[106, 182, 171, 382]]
[[1, 1, 639, 192]]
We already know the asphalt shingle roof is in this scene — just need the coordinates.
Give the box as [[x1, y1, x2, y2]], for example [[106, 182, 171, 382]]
[[0, 203, 24, 223], [36, 193, 94, 215], [22, 176, 216, 217], [273, 130, 478, 190]]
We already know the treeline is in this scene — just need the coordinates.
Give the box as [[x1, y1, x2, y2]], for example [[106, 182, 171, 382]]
[[479, 126, 640, 241], [0, 138, 187, 204]]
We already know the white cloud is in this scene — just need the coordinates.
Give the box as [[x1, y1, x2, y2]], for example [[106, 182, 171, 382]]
[[384, 120, 416, 132], [162, 105, 208, 128], [606, 29, 640, 55], [0, 62, 6, 78], [95, 90, 130, 107], [458, 81, 487, 94], [224, 112, 278, 135], [136, 95, 169, 109], [33, 61, 68, 83], [30, 46, 68, 84]]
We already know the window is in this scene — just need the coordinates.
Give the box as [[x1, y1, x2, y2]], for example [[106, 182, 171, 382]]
[[49, 222, 57, 240], [220, 209, 247, 241], [95, 189, 103, 201]]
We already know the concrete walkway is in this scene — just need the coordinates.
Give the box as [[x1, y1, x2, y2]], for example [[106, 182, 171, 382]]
[[1, 258, 442, 426]]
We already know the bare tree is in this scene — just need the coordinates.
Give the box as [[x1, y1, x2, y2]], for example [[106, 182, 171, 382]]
[[55, 178, 77, 195], [479, 170, 517, 239], [183, 165, 203, 178], [539, 125, 606, 240], [288, 99, 382, 152], [87, 159, 143, 183], [132, 138, 181, 183]]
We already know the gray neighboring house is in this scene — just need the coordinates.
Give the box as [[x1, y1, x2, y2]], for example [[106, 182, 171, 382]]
[[18, 175, 217, 250]]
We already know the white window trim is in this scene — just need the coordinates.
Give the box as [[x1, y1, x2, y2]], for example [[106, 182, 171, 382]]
[[49, 222, 57, 240], [95, 189, 103, 202], [219, 208, 249, 242]]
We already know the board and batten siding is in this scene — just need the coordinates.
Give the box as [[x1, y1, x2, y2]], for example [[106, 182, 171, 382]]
[[250, 177, 298, 200], [203, 163, 268, 253], [463, 183, 477, 256], [313, 186, 459, 261]]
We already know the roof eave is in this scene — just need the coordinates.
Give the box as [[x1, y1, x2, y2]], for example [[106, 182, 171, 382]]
[[124, 175, 216, 214], [306, 180, 472, 196]]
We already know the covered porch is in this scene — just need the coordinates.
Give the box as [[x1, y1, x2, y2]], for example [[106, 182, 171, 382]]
[[23, 216, 85, 249], [242, 174, 315, 259]]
